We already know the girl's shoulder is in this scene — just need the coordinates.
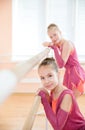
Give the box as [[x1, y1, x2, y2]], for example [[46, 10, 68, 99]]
[[62, 39, 74, 52], [59, 89, 73, 100], [62, 39, 74, 46]]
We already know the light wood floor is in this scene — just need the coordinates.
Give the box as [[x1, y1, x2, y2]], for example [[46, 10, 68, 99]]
[[0, 93, 85, 130], [0, 93, 48, 130]]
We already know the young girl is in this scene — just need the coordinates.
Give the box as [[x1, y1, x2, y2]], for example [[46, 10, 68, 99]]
[[43, 23, 85, 97], [37, 57, 85, 130]]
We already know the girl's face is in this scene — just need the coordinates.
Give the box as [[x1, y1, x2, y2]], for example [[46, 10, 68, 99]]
[[48, 29, 62, 45], [38, 65, 58, 91]]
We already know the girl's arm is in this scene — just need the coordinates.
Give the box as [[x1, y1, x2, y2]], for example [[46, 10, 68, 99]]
[[49, 41, 73, 68], [42, 42, 53, 47], [38, 91, 72, 130], [36, 87, 51, 103], [61, 41, 73, 64]]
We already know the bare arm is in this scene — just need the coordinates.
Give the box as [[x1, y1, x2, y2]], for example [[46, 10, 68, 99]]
[[42, 42, 53, 47], [60, 94, 72, 112], [61, 41, 74, 64]]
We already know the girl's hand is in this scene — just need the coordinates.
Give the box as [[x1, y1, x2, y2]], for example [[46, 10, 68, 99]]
[[42, 42, 52, 47], [36, 87, 48, 95], [36, 87, 50, 102]]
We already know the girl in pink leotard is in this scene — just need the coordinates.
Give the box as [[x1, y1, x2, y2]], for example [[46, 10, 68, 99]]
[[43, 23, 85, 97], [37, 57, 85, 130]]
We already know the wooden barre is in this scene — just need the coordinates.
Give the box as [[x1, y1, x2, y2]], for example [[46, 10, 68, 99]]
[[12, 48, 50, 81], [0, 48, 50, 103], [23, 96, 41, 130]]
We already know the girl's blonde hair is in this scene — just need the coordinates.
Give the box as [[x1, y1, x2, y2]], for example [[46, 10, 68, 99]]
[[47, 23, 61, 33]]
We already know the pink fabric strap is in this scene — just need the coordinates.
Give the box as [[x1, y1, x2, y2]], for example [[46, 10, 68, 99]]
[[49, 45, 64, 68]]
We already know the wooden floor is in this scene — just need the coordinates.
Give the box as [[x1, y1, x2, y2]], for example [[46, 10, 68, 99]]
[[0, 93, 85, 130], [0, 93, 49, 130]]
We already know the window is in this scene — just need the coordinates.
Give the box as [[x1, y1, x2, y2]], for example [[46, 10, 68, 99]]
[[75, 0, 85, 58], [12, 0, 46, 61], [12, 0, 85, 61]]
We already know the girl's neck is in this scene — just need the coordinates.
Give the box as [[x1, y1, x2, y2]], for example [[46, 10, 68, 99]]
[[56, 38, 64, 48], [52, 85, 66, 100]]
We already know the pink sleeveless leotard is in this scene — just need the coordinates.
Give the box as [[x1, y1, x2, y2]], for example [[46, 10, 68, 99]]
[[50, 45, 85, 94]]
